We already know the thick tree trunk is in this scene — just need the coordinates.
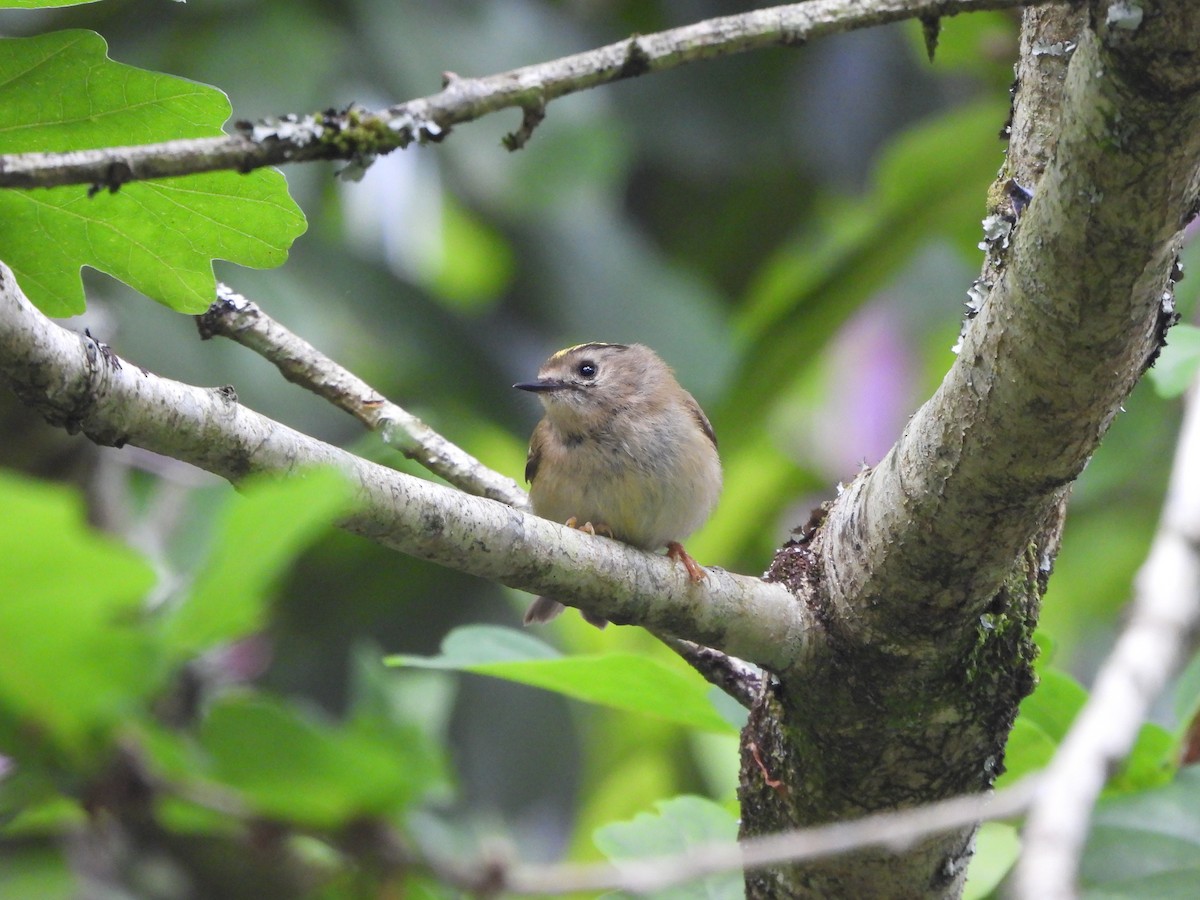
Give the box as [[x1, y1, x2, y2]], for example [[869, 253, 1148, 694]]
[[737, 2, 1200, 895]]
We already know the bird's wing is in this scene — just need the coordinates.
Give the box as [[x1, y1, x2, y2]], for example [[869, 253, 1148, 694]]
[[525, 419, 547, 484], [686, 393, 718, 450]]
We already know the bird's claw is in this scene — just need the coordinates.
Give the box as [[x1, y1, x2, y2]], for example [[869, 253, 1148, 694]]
[[564, 517, 613, 538], [667, 541, 707, 582]]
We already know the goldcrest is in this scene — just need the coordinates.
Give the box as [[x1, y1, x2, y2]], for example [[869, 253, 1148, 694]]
[[514, 342, 722, 626]]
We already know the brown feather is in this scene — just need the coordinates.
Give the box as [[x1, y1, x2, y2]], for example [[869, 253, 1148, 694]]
[[686, 393, 718, 450], [524, 419, 546, 484]]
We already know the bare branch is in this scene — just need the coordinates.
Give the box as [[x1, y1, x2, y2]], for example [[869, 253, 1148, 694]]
[[1013, 374, 1200, 898], [0, 261, 808, 671], [0, 0, 1060, 192], [196, 285, 529, 509]]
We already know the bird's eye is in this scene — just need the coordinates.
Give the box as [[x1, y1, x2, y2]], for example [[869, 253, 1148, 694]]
[[577, 361, 597, 379]]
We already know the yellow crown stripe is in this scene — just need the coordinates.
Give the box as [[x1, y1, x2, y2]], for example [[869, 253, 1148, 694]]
[[550, 342, 629, 361]]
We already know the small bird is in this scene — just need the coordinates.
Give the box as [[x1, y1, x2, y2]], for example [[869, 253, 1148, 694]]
[[514, 342, 722, 626]]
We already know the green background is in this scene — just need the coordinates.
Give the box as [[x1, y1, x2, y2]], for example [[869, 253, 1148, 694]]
[[1, 1, 1197, 896]]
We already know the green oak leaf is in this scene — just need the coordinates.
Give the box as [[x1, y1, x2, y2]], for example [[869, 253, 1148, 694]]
[[0, 30, 306, 316]]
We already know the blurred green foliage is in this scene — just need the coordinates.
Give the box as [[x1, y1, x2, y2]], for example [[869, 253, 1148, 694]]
[[1081, 767, 1200, 897], [389, 625, 739, 734], [1, 0, 1199, 897], [0, 470, 158, 767]]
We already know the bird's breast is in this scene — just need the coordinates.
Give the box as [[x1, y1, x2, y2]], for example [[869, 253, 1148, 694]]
[[529, 419, 720, 550]]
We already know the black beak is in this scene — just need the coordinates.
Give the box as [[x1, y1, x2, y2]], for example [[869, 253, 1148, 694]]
[[514, 379, 568, 393]]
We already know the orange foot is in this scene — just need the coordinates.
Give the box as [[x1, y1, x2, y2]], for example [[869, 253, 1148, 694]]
[[667, 541, 707, 582], [564, 517, 614, 538]]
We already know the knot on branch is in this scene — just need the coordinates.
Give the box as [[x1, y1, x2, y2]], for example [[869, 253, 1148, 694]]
[[619, 36, 652, 79], [502, 97, 547, 151], [87, 160, 133, 197]]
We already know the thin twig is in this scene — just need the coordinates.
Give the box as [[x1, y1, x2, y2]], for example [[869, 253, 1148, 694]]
[[153, 773, 1036, 897], [1012, 375, 1200, 899], [0, 0, 1060, 192], [196, 284, 529, 509], [503, 776, 1039, 894]]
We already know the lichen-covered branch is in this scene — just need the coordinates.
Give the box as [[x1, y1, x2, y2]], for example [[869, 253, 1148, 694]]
[[4, 4, 1199, 898], [0, 0, 1059, 192]]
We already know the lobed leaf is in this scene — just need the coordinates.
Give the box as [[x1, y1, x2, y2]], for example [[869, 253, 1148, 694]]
[[0, 30, 305, 315]]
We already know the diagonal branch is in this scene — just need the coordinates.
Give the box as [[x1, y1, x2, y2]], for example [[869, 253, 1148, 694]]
[[820, 1, 1200, 656], [0, 261, 807, 673], [0, 0, 1061, 192], [653, 634, 763, 710], [160, 740, 1036, 897], [196, 284, 529, 509]]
